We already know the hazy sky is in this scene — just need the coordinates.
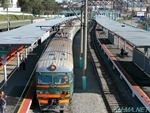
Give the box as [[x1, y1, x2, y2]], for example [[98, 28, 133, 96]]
[[55, 0, 63, 3]]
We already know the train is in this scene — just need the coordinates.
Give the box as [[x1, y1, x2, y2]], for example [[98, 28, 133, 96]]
[[35, 19, 80, 112]]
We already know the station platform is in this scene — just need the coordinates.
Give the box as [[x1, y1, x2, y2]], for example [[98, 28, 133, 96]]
[[0, 37, 49, 113], [96, 29, 150, 106]]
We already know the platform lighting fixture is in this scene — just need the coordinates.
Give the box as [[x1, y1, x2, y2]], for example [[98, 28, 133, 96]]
[[5, 2, 11, 31], [7, 7, 9, 31]]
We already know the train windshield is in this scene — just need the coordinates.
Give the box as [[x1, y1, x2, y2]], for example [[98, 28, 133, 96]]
[[54, 75, 69, 84], [38, 76, 52, 85]]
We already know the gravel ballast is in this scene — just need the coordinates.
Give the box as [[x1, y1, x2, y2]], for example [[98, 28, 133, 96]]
[[70, 31, 108, 113]]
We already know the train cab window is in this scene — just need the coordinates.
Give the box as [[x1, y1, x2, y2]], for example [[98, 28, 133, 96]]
[[38, 76, 52, 85], [54, 75, 69, 84]]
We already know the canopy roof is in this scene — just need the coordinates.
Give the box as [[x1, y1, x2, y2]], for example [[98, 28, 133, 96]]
[[0, 16, 76, 46], [96, 16, 150, 48]]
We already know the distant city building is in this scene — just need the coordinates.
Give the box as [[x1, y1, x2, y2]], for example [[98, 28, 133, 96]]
[[0, 0, 21, 12], [59, 0, 149, 13]]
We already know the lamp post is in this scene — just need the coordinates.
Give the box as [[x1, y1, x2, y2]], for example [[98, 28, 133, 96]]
[[7, 6, 9, 31], [4, 2, 11, 31]]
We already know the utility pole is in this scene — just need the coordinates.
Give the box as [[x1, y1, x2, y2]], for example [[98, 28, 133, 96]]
[[79, 4, 84, 68], [131, 0, 134, 26], [82, 0, 88, 90]]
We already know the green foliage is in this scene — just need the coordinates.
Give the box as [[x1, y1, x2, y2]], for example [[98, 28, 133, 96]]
[[1, 0, 10, 8], [18, 0, 27, 7], [32, 3, 45, 15], [18, 0, 62, 15], [21, 2, 33, 13]]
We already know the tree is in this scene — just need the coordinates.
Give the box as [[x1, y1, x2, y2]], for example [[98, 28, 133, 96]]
[[32, 3, 44, 15], [18, 0, 27, 7], [1, 0, 10, 9], [19, 0, 62, 15], [42, 0, 62, 15], [21, 2, 33, 13]]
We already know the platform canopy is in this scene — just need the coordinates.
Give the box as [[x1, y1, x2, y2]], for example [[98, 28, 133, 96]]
[[96, 15, 150, 48], [0, 16, 77, 46]]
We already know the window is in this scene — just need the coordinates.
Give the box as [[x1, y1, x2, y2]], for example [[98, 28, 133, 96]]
[[38, 76, 52, 85], [54, 75, 69, 84]]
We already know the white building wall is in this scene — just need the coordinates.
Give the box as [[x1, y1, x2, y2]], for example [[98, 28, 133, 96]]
[[11, 0, 18, 8], [0, 0, 20, 12]]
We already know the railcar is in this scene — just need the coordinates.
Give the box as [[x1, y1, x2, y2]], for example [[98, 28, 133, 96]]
[[35, 19, 80, 112]]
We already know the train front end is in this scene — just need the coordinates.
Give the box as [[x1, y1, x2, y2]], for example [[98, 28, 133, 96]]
[[35, 63, 74, 112]]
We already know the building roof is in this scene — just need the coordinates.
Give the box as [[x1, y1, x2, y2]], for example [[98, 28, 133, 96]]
[[96, 15, 150, 48]]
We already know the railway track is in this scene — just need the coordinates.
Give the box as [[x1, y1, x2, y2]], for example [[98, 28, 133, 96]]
[[29, 20, 129, 113], [88, 21, 128, 113]]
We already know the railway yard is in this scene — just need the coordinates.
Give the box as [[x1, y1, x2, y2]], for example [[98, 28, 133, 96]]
[[0, 16, 150, 113]]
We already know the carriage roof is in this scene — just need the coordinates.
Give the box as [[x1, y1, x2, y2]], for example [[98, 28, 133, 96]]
[[36, 38, 73, 72]]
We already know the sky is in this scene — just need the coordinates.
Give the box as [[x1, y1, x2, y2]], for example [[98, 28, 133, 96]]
[[55, 0, 63, 3]]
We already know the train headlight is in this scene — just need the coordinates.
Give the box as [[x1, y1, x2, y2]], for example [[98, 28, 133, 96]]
[[50, 63, 56, 71]]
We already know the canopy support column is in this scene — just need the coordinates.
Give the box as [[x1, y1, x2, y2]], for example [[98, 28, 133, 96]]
[[124, 41, 126, 50], [2, 55, 7, 87], [30, 44, 34, 52], [25, 48, 28, 59], [17, 52, 20, 71], [143, 47, 148, 71], [118, 37, 120, 48], [148, 48, 150, 57]]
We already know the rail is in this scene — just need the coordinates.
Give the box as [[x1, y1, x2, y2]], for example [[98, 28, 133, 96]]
[[88, 21, 128, 113]]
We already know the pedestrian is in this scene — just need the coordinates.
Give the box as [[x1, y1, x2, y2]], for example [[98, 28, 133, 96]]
[[120, 48, 124, 57], [0, 91, 6, 113], [52, 26, 54, 31]]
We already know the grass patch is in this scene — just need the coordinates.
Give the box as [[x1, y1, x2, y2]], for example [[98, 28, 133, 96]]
[[0, 14, 43, 21]]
